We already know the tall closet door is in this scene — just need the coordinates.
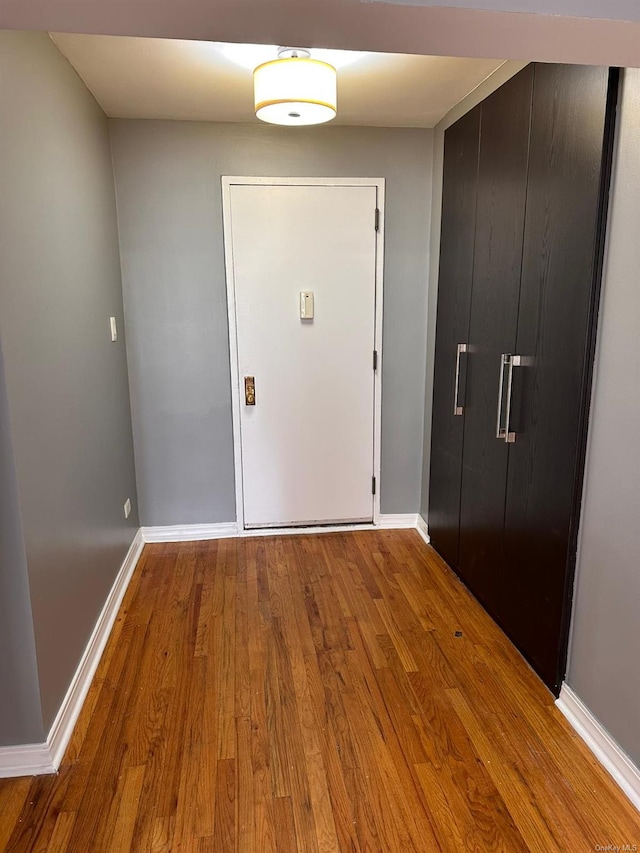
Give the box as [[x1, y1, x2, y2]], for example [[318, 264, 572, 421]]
[[500, 64, 615, 690], [458, 67, 533, 616], [428, 106, 480, 569]]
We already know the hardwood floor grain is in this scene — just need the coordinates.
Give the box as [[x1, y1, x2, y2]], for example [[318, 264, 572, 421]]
[[1, 531, 638, 851]]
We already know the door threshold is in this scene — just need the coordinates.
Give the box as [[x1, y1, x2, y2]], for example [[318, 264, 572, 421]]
[[242, 521, 376, 537]]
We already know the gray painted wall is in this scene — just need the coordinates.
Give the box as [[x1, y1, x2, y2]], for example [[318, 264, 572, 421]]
[[0, 31, 139, 730], [566, 68, 640, 765], [0, 342, 45, 746], [110, 120, 433, 524]]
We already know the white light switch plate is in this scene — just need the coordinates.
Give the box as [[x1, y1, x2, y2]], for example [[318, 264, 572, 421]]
[[110, 316, 118, 342], [124, 498, 131, 519], [300, 291, 314, 319]]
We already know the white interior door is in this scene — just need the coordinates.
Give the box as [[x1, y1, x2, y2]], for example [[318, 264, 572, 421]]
[[227, 182, 379, 528]]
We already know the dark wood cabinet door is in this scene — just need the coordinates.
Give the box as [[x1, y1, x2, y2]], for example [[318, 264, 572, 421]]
[[500, 64, 616, 691], [428, 106, 480, 569], [458, 67, 534, 615]]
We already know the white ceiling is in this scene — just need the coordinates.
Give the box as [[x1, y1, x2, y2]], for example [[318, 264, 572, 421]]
[[50, 34, 504, 128]]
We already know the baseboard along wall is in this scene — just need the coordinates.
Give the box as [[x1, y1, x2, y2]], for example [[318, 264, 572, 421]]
[[141, 522, 238, 543], [0, 530, 145, 780], [0, 743, 56, 779], [556, 684, 640, 812], [141, 514, 430, 543]]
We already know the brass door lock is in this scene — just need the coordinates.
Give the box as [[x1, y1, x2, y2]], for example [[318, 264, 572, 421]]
[[244, 376, 256, 405]]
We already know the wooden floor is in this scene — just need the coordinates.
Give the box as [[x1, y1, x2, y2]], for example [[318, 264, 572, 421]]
[[1, 531, 638, 851]]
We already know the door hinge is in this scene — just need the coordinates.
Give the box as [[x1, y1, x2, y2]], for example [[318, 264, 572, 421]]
[[372, 476, 376, 495], [373, 350, 378, 371], [374, 208, 380, 231]]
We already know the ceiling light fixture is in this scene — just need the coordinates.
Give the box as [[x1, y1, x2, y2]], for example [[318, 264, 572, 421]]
[[254, 47, 337, 126]]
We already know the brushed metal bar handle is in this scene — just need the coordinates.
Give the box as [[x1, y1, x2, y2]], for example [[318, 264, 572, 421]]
[[496, 353, 510, 440], [504, 355, 522, 443], [453, 343, 468, 416]]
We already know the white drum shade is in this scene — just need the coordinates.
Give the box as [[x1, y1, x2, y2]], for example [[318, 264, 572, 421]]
[[254, 58, 337, 126]]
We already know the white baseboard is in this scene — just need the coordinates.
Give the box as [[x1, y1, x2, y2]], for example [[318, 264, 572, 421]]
[[47, 529, 145, 769], [141, 522, 239, 543], [0, 742, 55, 779], [416, 514, 431, 546], [0, 529, 145, 779], [556, 683, 640, 812], [142, 515, 427, 543], [378, 513, 419, 529]]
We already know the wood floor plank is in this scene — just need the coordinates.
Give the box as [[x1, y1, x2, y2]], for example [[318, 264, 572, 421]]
[[212, 757, 235, 851], [445, 685, 565, 851], [172, 661, 209, 845], [244, 539, 278, 853], [108, 764, 147, 852], [417, 756, 491, 853], [373, 598, 419, 673], [340, 661, 440, 852], [215, 547, 238, 760], [270, 615, 321, 853], [342, 628, 442, 852], [412, 697, 530, 852], [3, 775, 60, 853], [267, 540, 341, 853], [235, 578, 251, 720], [126, 543, 200, 853], [193, 733, 217, 841], [272, 796, 298, 853], [44, 810, 76, 852], [262, 613, 292, 800], [1, 530, 638, 852], [0, 777, 31, 851], [148, 815, 174, 852], [317, 648, 377, 852], [287, 551, 363, 853], [236, 715, 255, 853]]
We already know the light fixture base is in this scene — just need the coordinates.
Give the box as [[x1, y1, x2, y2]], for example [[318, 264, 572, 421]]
[[277, 47, 311, 60]]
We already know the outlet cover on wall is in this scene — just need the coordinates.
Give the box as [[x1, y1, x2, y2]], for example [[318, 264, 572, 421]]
[[124, 498, 131, 519]]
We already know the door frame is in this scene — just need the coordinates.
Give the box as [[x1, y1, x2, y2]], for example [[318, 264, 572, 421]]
[[222, 176, 385, 532]]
